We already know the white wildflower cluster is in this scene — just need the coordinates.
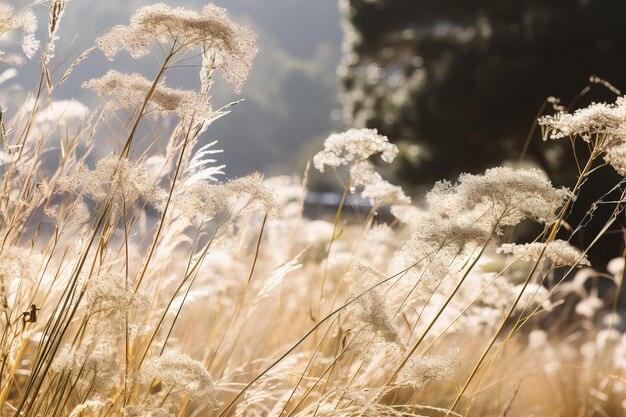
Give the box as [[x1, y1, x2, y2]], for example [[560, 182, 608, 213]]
[[403, 210, 491, 260], [575, 291, 604, 319], [603, 143, 626, 176], [345, 259, 402, 348], [314, 128, 408, 208], [498, 240, 590, 267], [138, 351, 215, 403], [539, 96, 626, 176], [0, 3, 39, 60], [349, 161, 410, 205], [58, 156, 163, 214], [96, 3, 257, 92], [395, 348, 460, 389], [395, 204, 492, 295], [83, 71, 214, 122], [427, 167, 570, 227], [393, 166, 569, 320], [169, 181, 227, 224], [539, 98, 626, 147], [51, 338, 118, 394], [0, 247, 42, 304], [389, 204, 424, 227], [395, 213, 490, 304], [171, 174, 279, 224], [313, 128, 398, 172], [225, 174, 280, 217], [0, 247, 41, 285], [85, 270, 148, 334]]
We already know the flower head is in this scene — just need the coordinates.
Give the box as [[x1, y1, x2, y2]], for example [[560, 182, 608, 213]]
[[539, 98, 626, 147], [427, 167, 570, 227], [539, 96, 626, 176], [171, 174, 279, 224], [96, 3, 256, 92], [395, 348, 460, 389], [313, 128, 398, 173], [349, 161, 410, 205], [58, 156, 163, 214], [346, 259, 402, 346], [497, 240, 590, 267], [83, 70, 215, 123], [139, 351, 215, 402]]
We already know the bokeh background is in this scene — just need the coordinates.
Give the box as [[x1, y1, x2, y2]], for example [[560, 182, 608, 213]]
[[8, 0, 626, 185]]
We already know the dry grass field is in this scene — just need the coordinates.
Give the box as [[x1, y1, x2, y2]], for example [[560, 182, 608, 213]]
[[0, 2, 625, 416]]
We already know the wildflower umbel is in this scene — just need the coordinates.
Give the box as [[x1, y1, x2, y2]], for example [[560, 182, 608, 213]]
[[57, 156, 163, 213], [539, 97, 626, 148], [395, 348, 460, 389], [83, 70, 215, 122], [95, 3, 257, 92], [498, 240, 590, 267], [313, 128, 399, 172], [139, 351, 215, 402], [346, 259, 402, 346], [349, 161, 410, 205], [539, 95, 626, 177], [170, 174, 279, 224], [427, 167, 570, 227]]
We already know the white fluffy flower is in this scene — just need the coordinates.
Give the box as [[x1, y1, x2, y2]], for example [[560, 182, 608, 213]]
[[427, 167, 570, 227], [83, 70, 215, 123], [349, 161, 410, 205], [497, 240, 590, 267], [313, 128, 398, 172], [96, 3, 257, 92], [539, 97, 626, 147], [0, 3, 39, 59], [139, 351, 215, 402]]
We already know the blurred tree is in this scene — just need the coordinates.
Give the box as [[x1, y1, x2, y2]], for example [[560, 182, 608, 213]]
[[339, 0, 626, 186]]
